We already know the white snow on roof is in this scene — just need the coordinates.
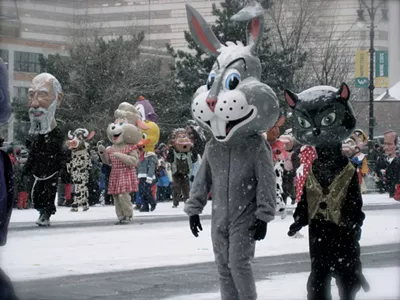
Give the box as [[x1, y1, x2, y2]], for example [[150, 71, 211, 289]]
[[376, 81, 400, 101]]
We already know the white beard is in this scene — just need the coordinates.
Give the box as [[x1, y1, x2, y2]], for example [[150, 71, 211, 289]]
[[29, 97, 58, 135]]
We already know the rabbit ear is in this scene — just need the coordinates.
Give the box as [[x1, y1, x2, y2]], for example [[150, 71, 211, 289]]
[[186, 4, 222, 56], [231, 1, 265, 55]]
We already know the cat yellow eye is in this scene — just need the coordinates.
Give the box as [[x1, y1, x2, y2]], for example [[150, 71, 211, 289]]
[[321, 112, 336, 127], [297, 117, 311, 128]]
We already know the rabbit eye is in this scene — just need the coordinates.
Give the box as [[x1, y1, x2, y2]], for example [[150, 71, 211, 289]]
[[225, 73, 241, 90], [206, 73, 216, 90]]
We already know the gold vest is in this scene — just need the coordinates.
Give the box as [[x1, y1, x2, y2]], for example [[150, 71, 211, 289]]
[[306, 162, 355, 225]]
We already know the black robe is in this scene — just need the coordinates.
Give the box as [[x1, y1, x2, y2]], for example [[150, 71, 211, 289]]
[[24, 127, 65, 215]]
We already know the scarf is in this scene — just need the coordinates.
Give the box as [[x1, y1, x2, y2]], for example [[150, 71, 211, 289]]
[[295, 145, 317, 202]]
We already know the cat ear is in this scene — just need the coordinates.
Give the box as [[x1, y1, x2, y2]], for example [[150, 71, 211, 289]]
[[284, 89, 298, 108], [337, 82, 350, 101]]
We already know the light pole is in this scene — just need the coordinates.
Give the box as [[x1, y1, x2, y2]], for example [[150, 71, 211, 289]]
[[357, 0, 388, 167]]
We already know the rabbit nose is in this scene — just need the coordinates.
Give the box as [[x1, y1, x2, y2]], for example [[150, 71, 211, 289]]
[[206, 98, 217, 112], [312, 128, 321, 136], [111, 126, 116, 130]]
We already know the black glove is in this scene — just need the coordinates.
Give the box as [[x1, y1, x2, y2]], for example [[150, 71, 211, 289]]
[[249, 219, 267, 241], [288, 222, 302, 237], [189, 215, 203, 237]]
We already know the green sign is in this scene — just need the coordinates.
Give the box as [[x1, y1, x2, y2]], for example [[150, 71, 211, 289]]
[[355, 78, 369, 88], [375, 50, 389, 88]]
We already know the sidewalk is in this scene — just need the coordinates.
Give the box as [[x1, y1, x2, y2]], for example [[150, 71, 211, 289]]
[[9, 193, 400, 230]]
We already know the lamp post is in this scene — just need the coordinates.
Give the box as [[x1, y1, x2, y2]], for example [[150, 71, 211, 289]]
[[357, 0, 388, 168]]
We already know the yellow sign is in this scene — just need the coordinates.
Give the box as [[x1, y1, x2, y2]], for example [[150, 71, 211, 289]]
[[355, 50, 369, 77]]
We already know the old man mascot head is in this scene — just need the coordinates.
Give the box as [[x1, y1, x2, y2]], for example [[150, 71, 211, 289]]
[[183, 2, 280, 300], [28, 73, 63, 135]]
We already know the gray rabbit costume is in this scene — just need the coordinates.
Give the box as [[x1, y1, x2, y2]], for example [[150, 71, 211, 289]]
[[184, 2, 279, 300]]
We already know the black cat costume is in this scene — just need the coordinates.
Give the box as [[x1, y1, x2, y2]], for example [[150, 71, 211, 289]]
[[284, 83, 369, 300]]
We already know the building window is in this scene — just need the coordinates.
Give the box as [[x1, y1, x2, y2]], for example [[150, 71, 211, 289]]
[[14, 51, 41, 73], [13, 86, 29, 103], [0, 49, 9, 69]]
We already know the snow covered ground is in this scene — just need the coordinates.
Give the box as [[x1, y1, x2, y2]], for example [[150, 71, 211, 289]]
[[2, 207, 399, 282], [163, 267, 400, 300], [9, 193, 400, 224]]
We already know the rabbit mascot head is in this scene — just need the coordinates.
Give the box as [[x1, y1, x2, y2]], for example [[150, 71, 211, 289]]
[[187, 1, 279, 145]]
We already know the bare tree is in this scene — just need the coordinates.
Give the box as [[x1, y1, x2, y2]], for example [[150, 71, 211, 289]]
[[266, 0, 361, 91]]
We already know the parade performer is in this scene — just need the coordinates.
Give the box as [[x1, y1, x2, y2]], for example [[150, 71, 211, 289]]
[[166, 128, 197, 208], [279, 130, 300, 205], [285, 82, 369, 300], [0, 57, 19, 300], [98, 102, 144, 224], [66, 128, 95, 212], [183, 3, 279, 300], [137, 120, 160, 212], [23, 73, 65, 226], [134, 95, 158, 123], [264, 116, 288, 219]]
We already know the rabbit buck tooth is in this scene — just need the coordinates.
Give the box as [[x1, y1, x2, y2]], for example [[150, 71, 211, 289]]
[[210, 118, 227, 138]]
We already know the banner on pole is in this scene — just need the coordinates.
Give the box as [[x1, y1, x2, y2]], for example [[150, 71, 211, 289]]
[[375, 50, 389, 88], [355, 50, 369, 88]]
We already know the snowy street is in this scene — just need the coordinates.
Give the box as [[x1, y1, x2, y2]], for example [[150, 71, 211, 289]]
[[2, 194, 400, 300]]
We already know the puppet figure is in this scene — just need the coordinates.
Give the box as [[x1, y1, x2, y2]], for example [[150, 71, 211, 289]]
[[285, 83, 369, 300], [183, 3, 279, 300], [66, 128, 95, 212], [264, 116, 289, 219], [350, 130, 369, 192], [167, 128, 197, 208], [137, 120, 160, 212], [23, 73, 65, 226], [98, 102, 144, 224], [134, 95, 158, 123]]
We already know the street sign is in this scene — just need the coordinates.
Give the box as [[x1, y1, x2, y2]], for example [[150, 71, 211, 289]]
[[356, 78, 369, 88], [375, 50, 389, 88], [355, 50, 369, 88]]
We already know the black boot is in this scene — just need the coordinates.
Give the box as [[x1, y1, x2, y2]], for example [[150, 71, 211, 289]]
[[139, 204, 150, 212]]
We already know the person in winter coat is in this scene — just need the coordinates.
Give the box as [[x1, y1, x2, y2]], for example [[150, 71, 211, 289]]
[[383, 130, 400, 198], [155, 143, 172, 202], [0, 56, 19, 300], [88, 150, 101, 206], [186, 120, 206, 187]]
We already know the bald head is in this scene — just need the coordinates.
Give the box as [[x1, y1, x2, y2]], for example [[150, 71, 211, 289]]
[[384, 130, 398, 157]]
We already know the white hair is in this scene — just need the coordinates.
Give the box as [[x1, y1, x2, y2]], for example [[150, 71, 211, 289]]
[[32, 72, 63, 98]]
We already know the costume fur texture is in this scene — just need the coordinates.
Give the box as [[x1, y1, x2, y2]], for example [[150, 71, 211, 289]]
[[285, 83, 369, 300], [184, 2, 279, 300], [66, 128, 95, 211], [98, 102, 142, 223]]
